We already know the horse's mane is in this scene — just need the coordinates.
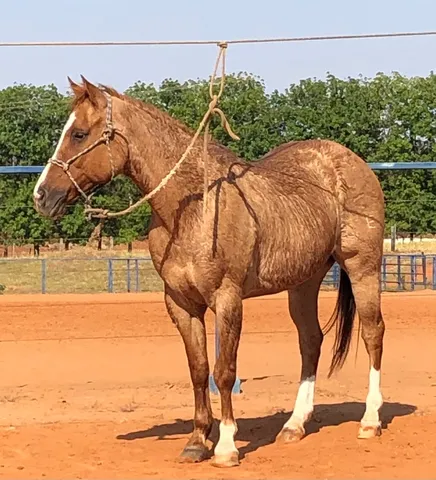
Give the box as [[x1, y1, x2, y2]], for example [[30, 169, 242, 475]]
[[71, 83, 194, 137]]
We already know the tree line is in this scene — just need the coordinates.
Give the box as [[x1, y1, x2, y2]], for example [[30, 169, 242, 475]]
[[1, 71, 436, 247]]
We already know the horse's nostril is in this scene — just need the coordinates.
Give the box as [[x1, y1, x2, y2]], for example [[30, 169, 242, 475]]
[[33, 186, 67, 218], [34, 186, 46, 203]]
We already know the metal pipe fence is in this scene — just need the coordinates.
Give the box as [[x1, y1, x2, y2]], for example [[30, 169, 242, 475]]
[[323, 254, 434, 291], [0, 254, 434, 295], [0, 256, 163, 295]]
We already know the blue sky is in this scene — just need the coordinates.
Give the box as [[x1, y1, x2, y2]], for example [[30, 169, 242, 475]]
[[1, 0, 436, 93]]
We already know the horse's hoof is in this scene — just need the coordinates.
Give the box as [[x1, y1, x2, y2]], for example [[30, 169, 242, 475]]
[[210, 451, 240, 468], [358, 424, 382, 439], [276, 426, 305, 443], [178, 445, 209, 463]]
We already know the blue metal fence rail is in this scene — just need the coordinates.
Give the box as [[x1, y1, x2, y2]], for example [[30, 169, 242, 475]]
[[3, 162, 436, 175]]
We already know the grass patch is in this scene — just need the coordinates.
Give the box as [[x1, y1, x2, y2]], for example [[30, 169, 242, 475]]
[[384, 239, 436, 254]]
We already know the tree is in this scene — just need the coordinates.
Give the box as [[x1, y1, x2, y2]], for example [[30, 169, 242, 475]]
[[126, 73, 280, 160], [0, 84, 69, 166], [1, 73, 436, 244], [0, 177, 54, 246]]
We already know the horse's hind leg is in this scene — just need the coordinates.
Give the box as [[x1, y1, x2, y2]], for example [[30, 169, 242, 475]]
[[338, 254, 385, 439], [276, 260, 333, 443]]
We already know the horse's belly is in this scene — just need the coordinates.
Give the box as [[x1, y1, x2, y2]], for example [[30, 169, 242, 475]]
[[243, 243, 332, 297]]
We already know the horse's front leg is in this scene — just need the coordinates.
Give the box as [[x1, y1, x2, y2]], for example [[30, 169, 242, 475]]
[[164, 287, 212, 463], [211, 282, 243, 468]]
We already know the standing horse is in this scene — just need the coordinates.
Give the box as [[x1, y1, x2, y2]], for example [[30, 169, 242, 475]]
[[33, 77, 385, 468]]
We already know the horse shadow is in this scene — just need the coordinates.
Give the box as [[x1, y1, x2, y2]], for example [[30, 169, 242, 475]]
[[116, 400, 416, 459]]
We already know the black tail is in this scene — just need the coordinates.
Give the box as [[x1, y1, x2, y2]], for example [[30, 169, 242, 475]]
[[323, 268, 357, 377]]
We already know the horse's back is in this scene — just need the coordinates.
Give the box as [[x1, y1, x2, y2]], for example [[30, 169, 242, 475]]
[[257, 138, 384, 222]]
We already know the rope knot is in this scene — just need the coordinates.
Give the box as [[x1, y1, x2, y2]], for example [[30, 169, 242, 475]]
[[50, 158, 70, 172], [103, 125, 114, 138], [85, 207, 110, 220], [209, 96, 219, 111]]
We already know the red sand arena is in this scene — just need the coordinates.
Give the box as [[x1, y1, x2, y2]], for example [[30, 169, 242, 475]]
[[0, 290, 435, 479]]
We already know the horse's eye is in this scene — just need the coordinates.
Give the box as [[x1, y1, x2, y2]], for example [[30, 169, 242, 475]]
[[72, 131, 88, 141]]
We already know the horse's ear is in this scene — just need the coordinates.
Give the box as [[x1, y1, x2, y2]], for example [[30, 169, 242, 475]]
[[80, 75, 106, 108], [67, 76, 84, 97]]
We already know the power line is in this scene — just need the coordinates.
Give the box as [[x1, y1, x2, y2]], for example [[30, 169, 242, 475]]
[[1, 31, 436, 48]]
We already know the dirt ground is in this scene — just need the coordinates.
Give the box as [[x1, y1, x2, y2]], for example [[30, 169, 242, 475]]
[[0, 291, 435, 479]]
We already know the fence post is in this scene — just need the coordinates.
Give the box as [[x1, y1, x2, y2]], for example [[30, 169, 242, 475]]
[[397, 255, 402, 291], [333, 263, 340, 289], [108, 259, 114, 293], [410, 255, 416, 291], [382, 256, 387, 291], [209, 317, 241, 395], [126, 259, 131, 293], [422, 254, 427, 288], [41, 259, 47, 294], [433, 257, 436, 290], [135, 259, 139, 292]]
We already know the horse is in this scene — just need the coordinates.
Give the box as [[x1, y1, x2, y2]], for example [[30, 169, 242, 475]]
[[33, 77, 386, 468]]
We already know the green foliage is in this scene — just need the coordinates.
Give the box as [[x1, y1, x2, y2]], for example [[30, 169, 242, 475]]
[[89, 176, 152, 244], [0, 84, 69, 166], [0, 177, 54, 244], [1, 73, 436, 245]]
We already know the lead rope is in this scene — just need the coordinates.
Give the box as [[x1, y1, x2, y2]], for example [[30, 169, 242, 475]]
[[85, 42, 239, 220], [202, 42, 240, 222]]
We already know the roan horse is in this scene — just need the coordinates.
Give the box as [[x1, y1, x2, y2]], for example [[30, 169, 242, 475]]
[[33, 77, 385, 468]]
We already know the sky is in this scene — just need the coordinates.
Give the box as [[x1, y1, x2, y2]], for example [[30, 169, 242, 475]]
[[1, 0, 436, 93]]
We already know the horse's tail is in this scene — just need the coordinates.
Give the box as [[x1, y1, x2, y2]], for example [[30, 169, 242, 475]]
[[323, 268, 357, 377]]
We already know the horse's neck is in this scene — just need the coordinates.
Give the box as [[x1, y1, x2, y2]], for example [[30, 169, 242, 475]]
[[121, 102, 203, 228]]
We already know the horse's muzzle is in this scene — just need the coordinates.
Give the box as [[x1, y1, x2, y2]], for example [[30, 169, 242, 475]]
[[34, 186, 68, 219]]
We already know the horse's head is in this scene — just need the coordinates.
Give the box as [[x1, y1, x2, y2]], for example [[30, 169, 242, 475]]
[[33, 76, 128, 219]]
